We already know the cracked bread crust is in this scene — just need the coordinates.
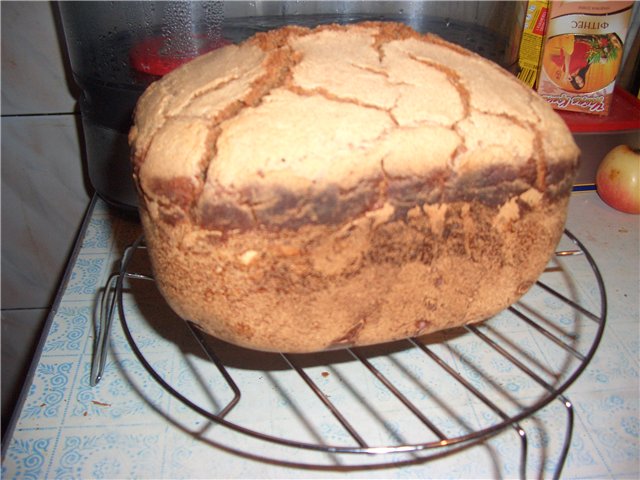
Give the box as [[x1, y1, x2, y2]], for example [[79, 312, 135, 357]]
[[131, 22, 579, 353]]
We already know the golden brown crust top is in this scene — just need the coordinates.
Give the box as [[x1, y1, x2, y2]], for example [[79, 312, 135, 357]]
[[130, 22, 579, 231]]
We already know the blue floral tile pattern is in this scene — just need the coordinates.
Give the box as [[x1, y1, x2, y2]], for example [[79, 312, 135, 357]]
[[577, 390, 640, 475], [66, 256, 107, 297], [609, 320, 640, 363], [80, 217, 114, 252], [2, 436, 54, 480], [66, 357, 169, 424], [568, 330, 639, 394], [43, 305, 91, 354], [53, 428, 165, 479], [20, 359, 76, 424]]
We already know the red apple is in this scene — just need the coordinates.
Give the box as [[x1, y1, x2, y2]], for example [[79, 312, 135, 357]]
[[595, 145, 640, 214]]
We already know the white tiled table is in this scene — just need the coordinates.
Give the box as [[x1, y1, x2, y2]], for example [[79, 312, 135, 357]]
[[2, 191, 638, 479]]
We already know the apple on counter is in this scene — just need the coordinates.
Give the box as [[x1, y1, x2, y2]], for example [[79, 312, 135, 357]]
[[595, 145, 640, 214]]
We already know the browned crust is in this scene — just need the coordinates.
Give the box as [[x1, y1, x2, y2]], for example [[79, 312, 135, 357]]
[[145, 158, 574, 231], [132, 22, 579, 232]]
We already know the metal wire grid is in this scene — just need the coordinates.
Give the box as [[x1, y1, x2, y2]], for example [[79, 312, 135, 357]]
[[91, 229, 606, 478]]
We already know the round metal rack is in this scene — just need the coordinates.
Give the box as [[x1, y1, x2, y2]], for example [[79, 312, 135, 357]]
[[91, 229, 606, 478]]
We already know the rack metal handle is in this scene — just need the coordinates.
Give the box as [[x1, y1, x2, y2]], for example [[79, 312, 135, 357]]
[[90, 274, 118, 386], [90, 242, 153, 387]]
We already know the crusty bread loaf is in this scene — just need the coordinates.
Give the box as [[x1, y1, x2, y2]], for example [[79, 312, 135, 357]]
[[130, 22, 579, 353]]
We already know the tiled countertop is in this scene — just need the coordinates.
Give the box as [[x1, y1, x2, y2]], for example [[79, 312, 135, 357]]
[[2, 191, 638, 479]]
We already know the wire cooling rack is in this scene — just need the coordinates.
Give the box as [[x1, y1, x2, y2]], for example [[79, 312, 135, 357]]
[[91, 229, 606, 478]]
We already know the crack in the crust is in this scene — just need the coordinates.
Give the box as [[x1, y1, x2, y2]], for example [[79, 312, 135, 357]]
[[404, 53, 472, 173], [448, 120, 469, 171], [474, 107, 546, 192], [407, 53, 471, 119], [388, 98, 401, 126], [407, 49, 548, 194], [189, 27, 466, 220], [262, 43, 483, 207], [135, 75, 247, 209], [132, 82, 171, 163], [349, 63, 414, 88], [369, 21, 421, 62], [189, 125, 222, 217], [285, 83, 401, 126], [350, 62, 389, 78], [178, 74, 243, 114], [186, 44, 304, 220], [138, 74, 246, 166]]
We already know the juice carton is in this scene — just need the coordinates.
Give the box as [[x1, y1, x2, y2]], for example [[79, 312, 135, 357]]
[[536, 1, 635, 115], [517, 0, 549, 89]]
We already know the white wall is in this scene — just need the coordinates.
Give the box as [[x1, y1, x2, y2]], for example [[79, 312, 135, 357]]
[[1, 1, 90, 435]]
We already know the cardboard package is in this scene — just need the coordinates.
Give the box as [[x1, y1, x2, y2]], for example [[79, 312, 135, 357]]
[[536, 1, 635, 115]]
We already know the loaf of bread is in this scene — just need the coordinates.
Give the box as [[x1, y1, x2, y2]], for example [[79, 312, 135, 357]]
[[130, 22, 579, 353]]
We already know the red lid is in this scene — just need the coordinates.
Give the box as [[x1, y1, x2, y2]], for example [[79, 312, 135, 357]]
[[130, 35, 231, 76], [558, 87, 640, 133]]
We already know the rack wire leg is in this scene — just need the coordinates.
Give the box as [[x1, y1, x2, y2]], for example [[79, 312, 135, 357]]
[[517, 426, 528, 480], [553, 396, 574, 480], [90, 273, 119, 386]]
